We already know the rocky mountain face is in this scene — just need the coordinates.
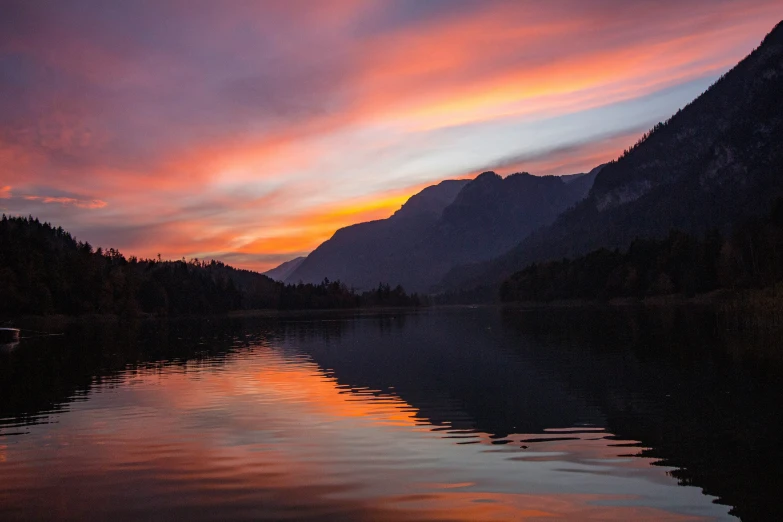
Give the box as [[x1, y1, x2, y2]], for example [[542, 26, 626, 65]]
[[438, 21, 783, 297], [287, 169, 599, 292]]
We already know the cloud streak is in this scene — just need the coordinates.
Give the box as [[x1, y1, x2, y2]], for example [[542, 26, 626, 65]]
[[21, 195, 107, 209]]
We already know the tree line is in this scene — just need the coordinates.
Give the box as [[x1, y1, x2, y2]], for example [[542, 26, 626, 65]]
[[0, 215, 423, 317], [501, 198, 783, 302]]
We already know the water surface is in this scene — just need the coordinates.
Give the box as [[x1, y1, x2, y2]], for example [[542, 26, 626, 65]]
[[1, 307, 781, 521]]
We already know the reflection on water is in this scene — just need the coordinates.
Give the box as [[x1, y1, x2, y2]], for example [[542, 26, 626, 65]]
[[0, 307, 780, 520]]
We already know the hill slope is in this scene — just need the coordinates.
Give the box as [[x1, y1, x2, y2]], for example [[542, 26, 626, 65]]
[[439, 20, 783, 297], [262, 257, 305, 282]]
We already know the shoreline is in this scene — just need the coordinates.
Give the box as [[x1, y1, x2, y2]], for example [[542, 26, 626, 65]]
[[500, 288, 780, 309], [4, 288, 781, 323], [2, 305, 429, 326]]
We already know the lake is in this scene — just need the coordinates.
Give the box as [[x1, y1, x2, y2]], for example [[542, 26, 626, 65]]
[[1, 306, 781, 521]]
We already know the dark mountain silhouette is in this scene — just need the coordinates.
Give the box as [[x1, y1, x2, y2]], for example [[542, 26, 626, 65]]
[[262, 256, 305, 282], [286, 179, 470, 290], [439, 20, 783, 298], [287, 168, 600, 291], [392, 178, 471, 220], [561, 164, 606, 194], [404, 169, 601, 289]]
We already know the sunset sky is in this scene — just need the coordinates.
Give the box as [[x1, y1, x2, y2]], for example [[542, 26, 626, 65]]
[[2, 1, 781, 271]]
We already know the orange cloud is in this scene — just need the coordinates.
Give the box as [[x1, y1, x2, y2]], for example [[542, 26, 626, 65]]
[[92, 191, 413, 271], [0, 186, 10, 198], [350, 4, 777, 133], [237, 180, 439, 262], [22, 195, 107, 209]]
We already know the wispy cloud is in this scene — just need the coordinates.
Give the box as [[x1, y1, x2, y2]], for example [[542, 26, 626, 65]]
[[22, 195, 107, 209], [474, 126, 655, 177]]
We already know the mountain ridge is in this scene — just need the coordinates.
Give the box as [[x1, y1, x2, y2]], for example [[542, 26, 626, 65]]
[[262, 256, 306, 282], [286, 178, 471, 288], [287, 169, 600, 291], [437, 20, 783, 298]]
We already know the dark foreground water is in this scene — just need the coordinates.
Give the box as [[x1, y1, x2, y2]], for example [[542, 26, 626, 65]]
[[1, 306, 782, 521]]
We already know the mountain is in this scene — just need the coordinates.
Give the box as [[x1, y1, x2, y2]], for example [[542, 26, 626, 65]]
[[286, 179, 470, 289], [561, 164, 606, 195], [262, 256, 305, 282], [439, 20, 783, 297], [391, 179, 471, 220], [403, 169, 601, 286], [287, 169, 600, 292]]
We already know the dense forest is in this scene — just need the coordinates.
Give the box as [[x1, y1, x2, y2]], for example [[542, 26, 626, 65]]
[[0, 215, 423, 317], [500, 198, 783, 302]]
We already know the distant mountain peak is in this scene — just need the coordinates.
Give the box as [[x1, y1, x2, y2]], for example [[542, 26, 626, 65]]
[[507, 171, 538, 179], [262, 256, 306, 282], [474, 171, 502, 181], [392, 178, 471, 220]]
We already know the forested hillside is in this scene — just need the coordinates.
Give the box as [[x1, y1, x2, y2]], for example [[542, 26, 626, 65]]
[[500, 198, 783, 302], [0, 216, 422, 317]]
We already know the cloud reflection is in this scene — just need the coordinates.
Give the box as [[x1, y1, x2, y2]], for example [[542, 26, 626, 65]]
[[0, 340, 731, 521]]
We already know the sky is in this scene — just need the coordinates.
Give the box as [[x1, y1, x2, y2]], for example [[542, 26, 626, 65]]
[[1, 1, 781, 271]]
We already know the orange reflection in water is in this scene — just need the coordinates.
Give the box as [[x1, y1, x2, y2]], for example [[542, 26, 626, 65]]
[[0, 346, 728, 521]]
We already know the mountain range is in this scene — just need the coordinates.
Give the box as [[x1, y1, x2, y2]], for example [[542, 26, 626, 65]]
[[284, 167, 600, 291], [269, 20, 783, 300]]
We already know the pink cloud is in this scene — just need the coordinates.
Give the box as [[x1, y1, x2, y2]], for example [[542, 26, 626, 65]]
[[22, 195, 107, 209]]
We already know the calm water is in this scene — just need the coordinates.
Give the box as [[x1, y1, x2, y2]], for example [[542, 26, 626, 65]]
[[1, 307, 782, 521]]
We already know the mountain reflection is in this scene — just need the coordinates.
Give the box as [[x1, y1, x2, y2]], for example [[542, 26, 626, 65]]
[[2, 307, 778, 520]]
